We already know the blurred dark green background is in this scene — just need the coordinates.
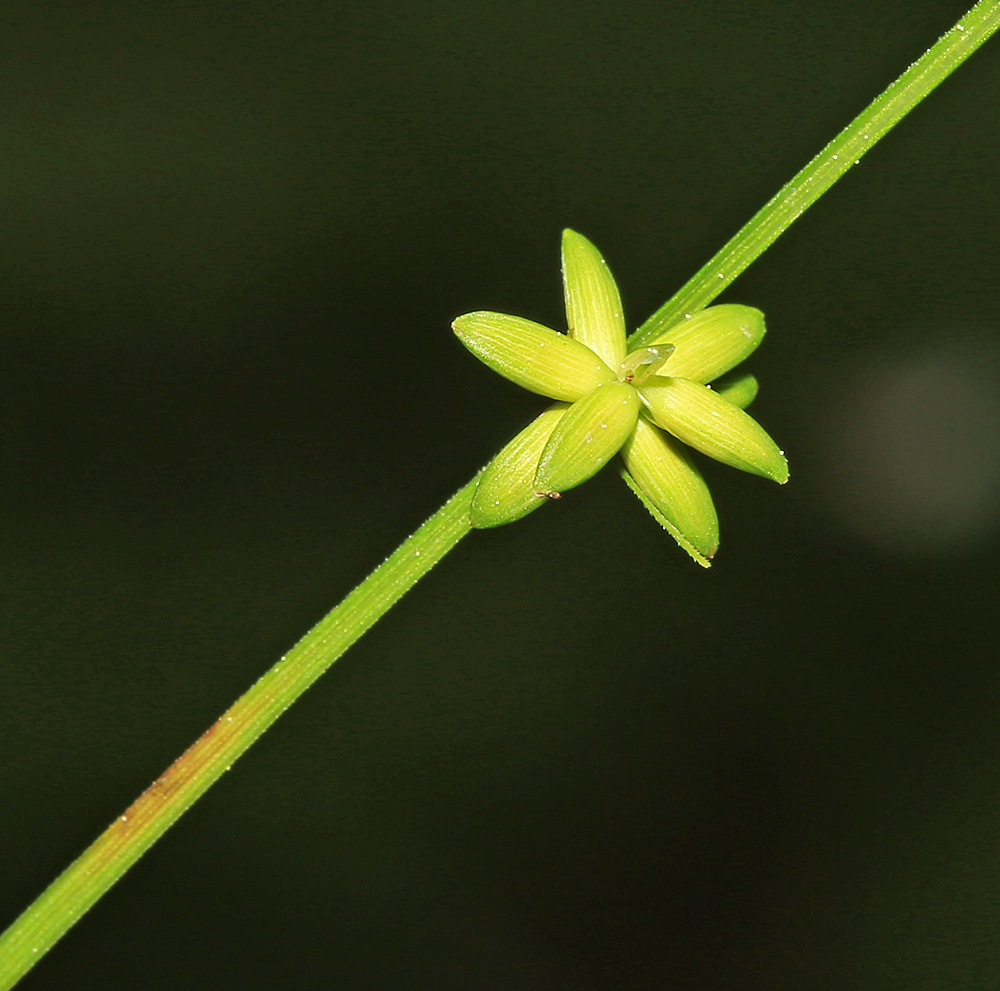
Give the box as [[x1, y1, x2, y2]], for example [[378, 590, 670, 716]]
[[3, 1, 1000, 987]]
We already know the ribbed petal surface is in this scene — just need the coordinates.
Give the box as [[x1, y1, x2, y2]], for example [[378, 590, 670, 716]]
[[471, 403, 569, 528], [639, 377, 788, 482], [621, 417, 719, 561], [534, 382, 640, 494], [454, 311, 615, 401], [561, 229, 627, 369], [643, 304, 765, 383]]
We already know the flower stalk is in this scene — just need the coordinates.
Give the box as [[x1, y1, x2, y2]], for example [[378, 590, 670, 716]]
[[628, 0, 1000, 350]]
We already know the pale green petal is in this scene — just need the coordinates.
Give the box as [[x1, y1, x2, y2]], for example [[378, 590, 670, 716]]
[[643, 304, 765, 383], [453, 311, 615, 401], [471, 403, 569, 528], [561, 229, 627, 369], [639, 377, 788, 483], [619, 344, 674, 385], [534, 382, 640, 494], [620, 416, 719, 563], [712, 370, 759, 409]]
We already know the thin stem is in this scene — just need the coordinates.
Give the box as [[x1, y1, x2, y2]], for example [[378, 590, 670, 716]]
[[628, 0, 1000, 349], [2, 2, 999, 987], [0, 475, 479, 990]]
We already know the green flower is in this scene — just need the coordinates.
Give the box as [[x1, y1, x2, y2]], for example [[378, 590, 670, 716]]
[[453, 230, 787, 567]]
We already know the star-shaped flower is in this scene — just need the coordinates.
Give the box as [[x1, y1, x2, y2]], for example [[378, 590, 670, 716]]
[[453, 230, 787, 566]]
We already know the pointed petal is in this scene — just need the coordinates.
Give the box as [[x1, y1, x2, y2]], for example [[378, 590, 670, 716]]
[[712, 370, 759, 409], [621, 416, 719, 563], [639, 377, 788, 483], [619, 344, 674, 385], [471, 404, 570, 528], [643, 304, 765, 383], [561, 229, 627, 370], [453, 311, 615, 401], [534, 382, 640, 494]]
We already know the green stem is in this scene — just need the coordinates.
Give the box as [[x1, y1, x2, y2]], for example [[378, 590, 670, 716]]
[[628, 0, 1000, 349], [0, 476, 479, 989], [3, 2, 999, 986]]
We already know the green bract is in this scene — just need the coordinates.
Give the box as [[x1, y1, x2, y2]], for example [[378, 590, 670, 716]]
[[453, 229, 788, 566]]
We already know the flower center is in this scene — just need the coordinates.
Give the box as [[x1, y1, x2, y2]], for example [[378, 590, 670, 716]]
[[618, 344, 675, 386]]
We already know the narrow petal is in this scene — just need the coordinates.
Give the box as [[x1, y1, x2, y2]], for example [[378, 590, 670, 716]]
[[454, 311, 615, 401], [561, 229, 627, 370], [534, 382, 640, 494], [639, 377, 788, 483], [712, 370, 759, 409], [643, 304, 765, 383], [471, 404, 570, 528], [621, 416, 719, 563], [619, 344, 674, 385]]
